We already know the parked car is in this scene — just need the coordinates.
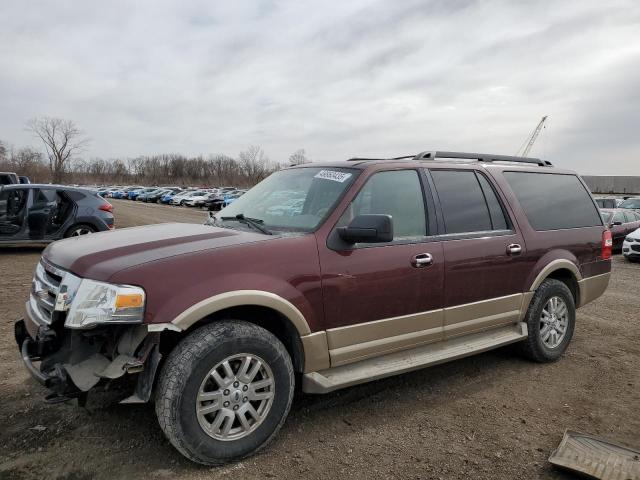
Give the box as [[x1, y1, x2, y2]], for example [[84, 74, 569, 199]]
[[183, 192, 214, 207], [15, 151, 611, 465], [622, 227, 640, 262], [618, 197, 640, 211], [171, 191, 207, 206], [222, 191, 245, 207], [600, 208, 640, 250], [204, 193, 226, 211], [594, 197, 620, 209], [138, 188, 172, 203], [160, 191, 178, 204], [127, 187, 149, 200], [0, 184, 113, 244], [0, 172, 20, 185]]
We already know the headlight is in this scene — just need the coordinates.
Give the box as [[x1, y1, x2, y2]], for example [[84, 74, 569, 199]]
[[65, 279, 145, 329]]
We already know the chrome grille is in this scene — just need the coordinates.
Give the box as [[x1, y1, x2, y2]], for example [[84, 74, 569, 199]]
[[30, 260, 64, 325]]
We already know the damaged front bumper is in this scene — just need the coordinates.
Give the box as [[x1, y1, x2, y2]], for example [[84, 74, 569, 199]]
[[15, 314, 162, 404]]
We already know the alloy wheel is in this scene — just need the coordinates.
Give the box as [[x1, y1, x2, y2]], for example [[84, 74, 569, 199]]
[[196, 353, 275, 441], [539, 296, 569, 349]]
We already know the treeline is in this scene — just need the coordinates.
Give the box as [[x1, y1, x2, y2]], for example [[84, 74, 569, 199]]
[[0, 141, 309, 187]]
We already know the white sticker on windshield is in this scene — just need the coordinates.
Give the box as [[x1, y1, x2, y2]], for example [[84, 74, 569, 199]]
[[314, 170, 352, 183]]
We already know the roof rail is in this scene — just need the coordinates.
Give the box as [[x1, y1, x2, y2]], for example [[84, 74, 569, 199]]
[[347, 151, 552, 166], [413, 151, 552, 167]]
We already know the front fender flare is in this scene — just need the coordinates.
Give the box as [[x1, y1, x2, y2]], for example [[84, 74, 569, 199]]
[[169, 289, 311, 336]]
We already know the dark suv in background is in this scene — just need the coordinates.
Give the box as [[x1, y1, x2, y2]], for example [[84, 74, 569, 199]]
[[15, 151, 610, 465], [0, 184, 114, 244]]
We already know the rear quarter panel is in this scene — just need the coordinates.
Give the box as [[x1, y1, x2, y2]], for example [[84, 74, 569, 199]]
[[485, 166, 611, 285]]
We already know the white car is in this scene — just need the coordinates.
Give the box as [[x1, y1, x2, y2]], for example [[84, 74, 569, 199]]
[[622, 227, 640, 262], [183, 193, 211, 207], [172, 191, 207, 206]]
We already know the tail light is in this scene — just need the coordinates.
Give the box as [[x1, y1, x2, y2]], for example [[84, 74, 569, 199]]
[[602, 230, 612, 260], [99, 202, 113, 213]]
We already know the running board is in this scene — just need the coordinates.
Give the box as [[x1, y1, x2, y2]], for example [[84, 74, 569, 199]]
[[302, 322, 528, 394]]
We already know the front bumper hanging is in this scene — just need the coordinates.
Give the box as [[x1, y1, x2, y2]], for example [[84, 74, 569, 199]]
[[15, 318, 162, 404]]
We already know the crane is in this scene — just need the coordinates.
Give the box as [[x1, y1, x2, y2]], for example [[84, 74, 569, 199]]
[[516, 115, 548, 157]]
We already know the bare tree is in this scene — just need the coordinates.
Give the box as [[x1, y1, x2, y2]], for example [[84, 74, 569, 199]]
[[26, 117, 89, 183], [239, 145, 270, 185], [289, 148, 309, 165]]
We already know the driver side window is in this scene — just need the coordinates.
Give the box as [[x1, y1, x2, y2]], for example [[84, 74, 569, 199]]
[[339, 170, 427, 240]]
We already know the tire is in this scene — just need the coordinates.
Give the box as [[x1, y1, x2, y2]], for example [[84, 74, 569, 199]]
[[64, 223, 96, 237], [520, 279, 575, 362], [155, 320, 295, 465]]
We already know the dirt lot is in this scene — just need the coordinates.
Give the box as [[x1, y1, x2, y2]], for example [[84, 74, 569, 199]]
[[1, 199, 638, 480]]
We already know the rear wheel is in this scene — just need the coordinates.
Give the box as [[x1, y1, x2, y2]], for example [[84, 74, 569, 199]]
[[155, 321, 294, 465], [521, 279, 575, 362], [64, 224, 96, 237]]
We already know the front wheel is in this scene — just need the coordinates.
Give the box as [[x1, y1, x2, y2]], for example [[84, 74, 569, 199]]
[[520, 279, 576, 362], [155, 321, 294, 465]]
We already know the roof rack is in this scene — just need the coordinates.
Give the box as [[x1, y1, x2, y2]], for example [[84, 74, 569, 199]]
[[414, 151, 551, 166], [347, 151, 551, 167]]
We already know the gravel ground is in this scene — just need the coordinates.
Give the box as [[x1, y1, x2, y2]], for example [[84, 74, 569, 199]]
[[1, 199, 638, 480]]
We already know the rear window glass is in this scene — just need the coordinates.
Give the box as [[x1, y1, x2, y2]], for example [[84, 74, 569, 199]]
[[503, 172, 601, 231]]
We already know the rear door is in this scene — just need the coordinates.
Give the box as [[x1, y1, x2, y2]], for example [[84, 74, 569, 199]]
[[27, 188, 59, 240], [426, 168, 529, 339]]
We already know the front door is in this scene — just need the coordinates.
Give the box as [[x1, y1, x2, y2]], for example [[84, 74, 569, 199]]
[[427, 168, 530, 339], [319, 169, 444, 366]]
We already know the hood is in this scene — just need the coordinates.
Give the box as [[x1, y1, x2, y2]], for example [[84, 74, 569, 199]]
[[43, 223, 275, 281]]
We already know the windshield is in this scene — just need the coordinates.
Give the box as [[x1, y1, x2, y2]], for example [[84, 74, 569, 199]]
[[601, 212, 613, 223], [619, 198, 640, 209], [217, 167, 358, 232]]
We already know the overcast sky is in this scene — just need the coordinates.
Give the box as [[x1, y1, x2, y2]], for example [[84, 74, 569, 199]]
[[1, 0, 638, 174]]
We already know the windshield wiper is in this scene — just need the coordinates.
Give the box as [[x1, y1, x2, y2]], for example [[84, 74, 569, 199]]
[[220, 213, 272, 235]]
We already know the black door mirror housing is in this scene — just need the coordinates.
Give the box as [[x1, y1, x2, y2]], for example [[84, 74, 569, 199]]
[[611, 221, 623, 226], [337, 214, 393, 244]]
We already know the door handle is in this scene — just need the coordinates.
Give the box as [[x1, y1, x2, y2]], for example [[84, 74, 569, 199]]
[[411, 253, 433, 268], [507, 243, 522, 255]]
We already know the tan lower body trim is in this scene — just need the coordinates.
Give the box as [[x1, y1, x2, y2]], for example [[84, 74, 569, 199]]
[[578, 272, 611, 307], [300, 331, 330, 373], [519, 291, 535, 321], [443, 293, 523, 339], [323, 294, 524, 368]]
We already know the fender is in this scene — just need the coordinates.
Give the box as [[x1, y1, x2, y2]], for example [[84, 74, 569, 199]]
[[519, 258, 583, 319], [168, 290, 331, 372], [528, 258, 582, 292], [170, 289, 311, 335]]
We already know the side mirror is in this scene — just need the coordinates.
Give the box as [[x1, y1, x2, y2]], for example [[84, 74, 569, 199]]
[[337, 214, 393, 244], [612, 221, 623, 226]]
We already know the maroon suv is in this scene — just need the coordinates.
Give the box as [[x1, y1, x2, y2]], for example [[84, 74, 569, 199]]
[[15, 151, 611, 465]]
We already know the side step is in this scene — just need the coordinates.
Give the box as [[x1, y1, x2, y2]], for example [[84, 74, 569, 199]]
[[302, 322, 527, 394]]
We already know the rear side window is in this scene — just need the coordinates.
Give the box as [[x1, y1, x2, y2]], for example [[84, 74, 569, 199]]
[[33, 189, 58, 204], [503, 172, 601, 231], [431, 170, 509, 234], [65, 190, 87, 201]]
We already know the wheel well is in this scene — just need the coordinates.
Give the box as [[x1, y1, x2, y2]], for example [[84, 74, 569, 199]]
[[546, 268, 580, 305], [158, 306, 305, 373]]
